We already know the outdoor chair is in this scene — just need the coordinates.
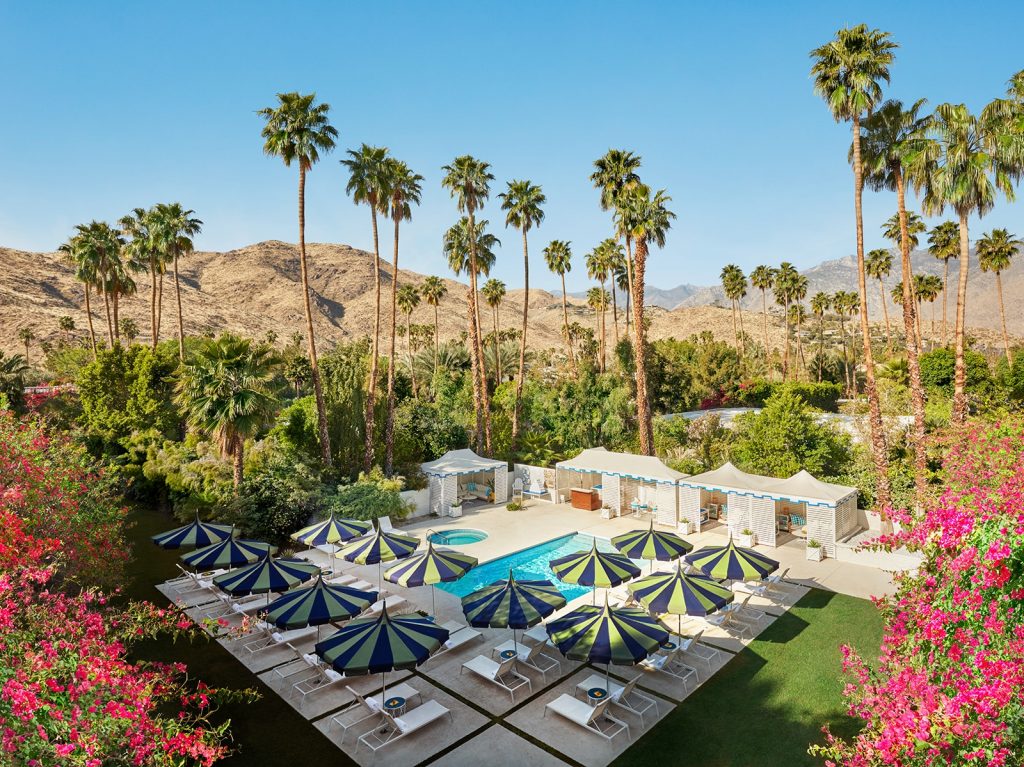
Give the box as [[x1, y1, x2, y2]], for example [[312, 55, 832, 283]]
[[491, 638, 561, 681], [575, 673, 657, 729], [426, 621, 483, 662], [329, 683, 421, 743], [240, 620, 316, 654], [379, 516, 395, 532], [524, 624, 555, 647], [173, 564, 225, 594], [461, 654, 532, 701], [291, 654, 346, 699], [639, 648, 698, 692], [356, 699, 453, 753], [678, 630, 718, 673], [544, 695, 630, 742], [725, 595, 768, 624], [362, 596, 410, 619], [706, 609, 755, 638], [763, 567, 792, 596]]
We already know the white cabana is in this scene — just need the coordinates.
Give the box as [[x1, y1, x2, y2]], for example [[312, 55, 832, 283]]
[[421, 449, 508, 513], [678, 462, 858, 557], [555, 447, 687, 524]]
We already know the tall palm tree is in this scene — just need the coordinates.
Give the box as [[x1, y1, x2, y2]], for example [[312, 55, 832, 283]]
[[396, 284, 421, 399], [498, 179, 545, 441], [586, 245, 612, 371], [927, 221, 959, 344], [591, 150, 642, 338], [585, 287, 610, 370], [340, 143, 390, 470], [919, 274, 943, 338], [258, 91, 337, 467], [750, 265, 776, 372], [380, 158, 423, 475], [119, 207, 160, 348], [74, 221, 124, 346], [17, 327, 35, 365], [120, 317, 139, 345], [860, 98, 932, 506], [773, 262, 800, 379], [599, 239, 626, 343], [442, 155, 496, 454], [481, 278, 507, 382], [832, 290, 856, 395], [58, 315, 75, 344], [810, 292, 831, 382], [617, 184, 675, 455], [420, 275, 447, 382], [614, 262, 630, 337], [977, 228, 1022, 364], [788, 303, 808, 377], [911, 273, 929, 348], [918, 102, 1021, 424], [544, 240, 576, 376], [811, 23, 897, 510], [154, 202, 203, 360], [720, 265, 747, 354], [59, 228, 99, 358], [865, 248, 894, 348], [174, 333, 279, 489]]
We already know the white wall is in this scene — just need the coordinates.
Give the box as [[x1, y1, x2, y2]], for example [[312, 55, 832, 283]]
[[401, 488, 432, 519]]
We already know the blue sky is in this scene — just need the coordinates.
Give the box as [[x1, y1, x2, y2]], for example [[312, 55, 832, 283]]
[[2, 1, 1022, 291]]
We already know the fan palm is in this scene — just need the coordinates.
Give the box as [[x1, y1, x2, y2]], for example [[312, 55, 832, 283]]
[[174, 334, 280, 489], [481, 278, 507, 382], [865, 248, 894, 347], [927, 221, 959, 343], [586, 286, 610, 369], [881, 210, 926, 251], [442, 155, 496, 454], [58, 228, 99, 357], [720, 265, 747, 354], [420, 275, 447, 381], [810, 292, 831, 382], [591, 150, 642, 337], [773, 263, 799, 379], [811, 23, 896, 510], [750, 265, 776, 371], [586, 245, 612, 371], [258, 91, 337, 467], [119, 207, 161, 348], [599, 239, 626, 343], [977, 228, 1022, 364], [396, 285, 421, 398], [498, 179, 545, 441], [153, 203, 202, 360], [544, 240, 576, 376], [58, 315, 75, 344], [832, 290, 857, 395]]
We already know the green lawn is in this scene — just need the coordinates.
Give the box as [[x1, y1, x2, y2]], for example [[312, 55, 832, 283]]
[[612, 589, 882, 767]]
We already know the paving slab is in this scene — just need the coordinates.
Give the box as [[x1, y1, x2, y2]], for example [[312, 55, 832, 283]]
[[431, 723, 570, 767]]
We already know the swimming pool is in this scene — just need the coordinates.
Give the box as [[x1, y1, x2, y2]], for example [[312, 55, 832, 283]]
[[436, 532, 634, 602], [428, 528, 489, 546]]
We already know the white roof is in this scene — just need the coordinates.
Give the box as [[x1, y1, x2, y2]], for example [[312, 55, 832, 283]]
[[769, 470, 856, 504], [681, 463, 856, 506], [680, 462, 780, 494], [420, 449, 506, 476], [556, 447, 687, 484]]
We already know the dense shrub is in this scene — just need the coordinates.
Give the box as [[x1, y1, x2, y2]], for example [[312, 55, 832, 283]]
[[918, 347, 992, 392], [738, 379, 843, 412], [327, 468, 413, 522]]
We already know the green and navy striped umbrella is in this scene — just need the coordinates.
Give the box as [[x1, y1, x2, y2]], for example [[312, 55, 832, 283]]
[[628, 561, 734, 636], [315, 607, 449, 707], [339, 525, 420, 589], [152, 514, 236, 549], [611, 520, 693, 570], [213, 555, 320, 596], [685, 537, 779, 581], [266, 573, 377, 633], [291, 513, 371, 547], [180, 535, 276, 570], [384, 541, 478, 615], [461, 570, 567, 630], [549, 540, 640, 603]]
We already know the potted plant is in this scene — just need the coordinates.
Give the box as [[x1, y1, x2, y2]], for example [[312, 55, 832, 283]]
[[678, 519, 694, 535], [738, 528, 757, 547], [806, 539, 823, 561], [505, 501, 523, 512], [448, 501, 463, 518]]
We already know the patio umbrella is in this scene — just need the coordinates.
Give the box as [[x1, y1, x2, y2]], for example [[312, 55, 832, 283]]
[[180, 534, 276, 570], [628, 560, 734, 636], [266, 573, 377, 640], [384, 540, 478, 615], [685, 536, 779, 581], [461, 569, 567, 652], [611, 520, 693, 573], [213, 555, 320, 608], [152, 514, 235, 549], [549, 540, 641, 604], [338, 524, 420, 590], [315, 606, 449, 708], [291, 513, 371, 573], [546, 597, 669, 694]]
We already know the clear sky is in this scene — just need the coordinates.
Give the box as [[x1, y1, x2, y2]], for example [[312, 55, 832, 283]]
[[2, 1, 1022, 292]]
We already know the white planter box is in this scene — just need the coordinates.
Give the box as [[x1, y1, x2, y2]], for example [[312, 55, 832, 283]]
[[677, 520, 694, 535], [449, 505, 463, 518], [806, 546, 823, 561], [737, 533, 756, 548]]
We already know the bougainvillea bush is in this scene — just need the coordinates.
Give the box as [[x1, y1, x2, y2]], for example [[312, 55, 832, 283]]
[[0, 411, 246, 766], [813, 419, 1024, 766]]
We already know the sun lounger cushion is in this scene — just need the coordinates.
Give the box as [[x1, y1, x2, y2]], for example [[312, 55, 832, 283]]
[[392, 700, 449, 734]]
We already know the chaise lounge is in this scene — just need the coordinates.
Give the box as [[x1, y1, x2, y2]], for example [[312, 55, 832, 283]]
[[544, 694, 630, 741]]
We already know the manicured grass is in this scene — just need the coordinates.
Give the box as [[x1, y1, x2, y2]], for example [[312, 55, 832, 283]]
[[612, 589, 882, 767]]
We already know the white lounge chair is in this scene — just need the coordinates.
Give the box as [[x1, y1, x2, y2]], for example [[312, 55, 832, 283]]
[[678, 630, 718, 673], [461, 655, 532, 701], [329, 683, 421, 742], [240, 620, 316, 654], [363, 596, 410, 618], [575, 673, 657, 729], [172, 564, 225, 595], [544, 695, 629, 741], [706, 609, 755, 638], [292, 654, 346, 699], [357, 699, 452, 753], [491, 639, 561, 681], [524, 624, 554, 647], [639, 648, 698, 692], [426, 621, 482, 662], [378, 516, 395, 533], [724, 595, 768, 623]]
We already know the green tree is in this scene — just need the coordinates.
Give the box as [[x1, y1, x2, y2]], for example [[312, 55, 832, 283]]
[[258, 91, 337, 468], [58, 315, 75, 344], [773, 262, 800, 379], [17, 327, 34, 365], [174, 334, 280, 489], [750, 265, 776, 370], [927, 221, 959, 343], [0, 352, 28, 410], [585, 244, 612, 370], [119, 207, 162, 348], [58, 230, 99, 358], [543, 239, 577, 376], [119, 317, 139, 344], [481, 278, 507, 382], [810, 292, 832, 382], [720, 264, 747, 354], [498, 179, 545, 442], [153, 202, 202, 361], [420, 275, 447, 382], [881, 210, 926, 251], [396, 284, 421, 404], [865, 248, 894, 347], [977, 228, 1021, 365]]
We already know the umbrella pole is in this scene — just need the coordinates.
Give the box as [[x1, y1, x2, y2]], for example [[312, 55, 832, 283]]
[[381, 671, 387, 709], [605, 662, 611, 695], [431, 585, 437, 617]]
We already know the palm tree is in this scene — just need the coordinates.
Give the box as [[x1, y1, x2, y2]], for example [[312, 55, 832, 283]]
[[481, 278, 507, 382], [617, 184, 675, 455], [599, 239, 626, 343], [175, 333, 279, 489], [17, 327, 35, 364], [919, 274, 943, 339], [585, 286, 610, 370], [59, 229, 99, 357], [927, 221, 959, 343], [811, 23, 897, 511], [119, 317, 139, 345], [380, 158, 423, 475], [810, 292, 831, 382], [119, 207, 161, 348], [586, 245, 612, 371], [911, 273, 929, 348], [420, 275, 447, 382], [396, 285, 421, 398], [773, 262, 800, 379], [614, 263, 630, 337], [720, 265, 747, 354], [58, 315, 75, 344], [340, 143, 390, 469], [750, 265, 776, 372], [977, 228, 1022, 364], [258, 91, 337, 467], [544, 240, 576, 376], [788, 303, 808, 377], [832, 290, 856, 395], [498, 179, 545, 441], [860, 98, 932, 506], [865, 248, 894, 347], [442, 155, 496, 454], [591, 150, 642, 338], [154, 203, 203, 361], [918, 102, 1021, 424]]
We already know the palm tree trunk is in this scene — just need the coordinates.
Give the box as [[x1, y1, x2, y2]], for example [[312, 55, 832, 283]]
[[173, 252, 185, 361], [731, 300, 738, 349], [112, 289, 120, 342], [851, 114, 891, 511], [101, 273, 114, 346], [951, 212, 971, 424], [512, 228, 530, 443], [737, 302, 745, 361], [817, 316, 824, 383], [84, 283, 97, 359], [363, 208, 382, 471], [623, 282, 631, 336], [466, 283, 484, 452], [996, 272, 1012, 365], [466, 208, 492, 454], [433, 303, 440, 382], [407, 314, 417, 400], [233, 438, 244, 490], [878, 278, 891, 351], [915, 300, 923, 350], [624, 235, 635, 339], [156, 268, 164, 345], [298, 164, 333, 468], [795, 317, 805, 379], [761, 288, 772, 381], [493, 304, 501, 383], [150, 258, 158, 349], [560, 274, 577, 375], [631, 238, 654, 454], [611, 281, 619, 344], [941, 259, 949, 344], [894, 169, 927, 507], [384, 217, 401, 475], [783, 298, 791, 380], [600, 278, 607, 373]]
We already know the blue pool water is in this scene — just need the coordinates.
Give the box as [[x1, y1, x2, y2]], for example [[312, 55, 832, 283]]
[[428, 528, 489, 545], [436, 532, 632, 602]]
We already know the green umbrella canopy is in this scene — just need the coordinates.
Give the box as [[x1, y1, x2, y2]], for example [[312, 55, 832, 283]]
[[152, 514, 236, 549], [180, 534, 276, 570], [338, 527, 420, 565], [629, 561, 734, 627], [315, 609, 449, 675], [611, 520, 693, 562], [549, 540, 640, 589], [461, 570, 566, 629], [384, 541, 478, 587], [546, 599, 668, 666], [685, 537, 779, 581], [266, 574, 378, 629], [213, 555, 320, 596], [291, 513, 371, 547]]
